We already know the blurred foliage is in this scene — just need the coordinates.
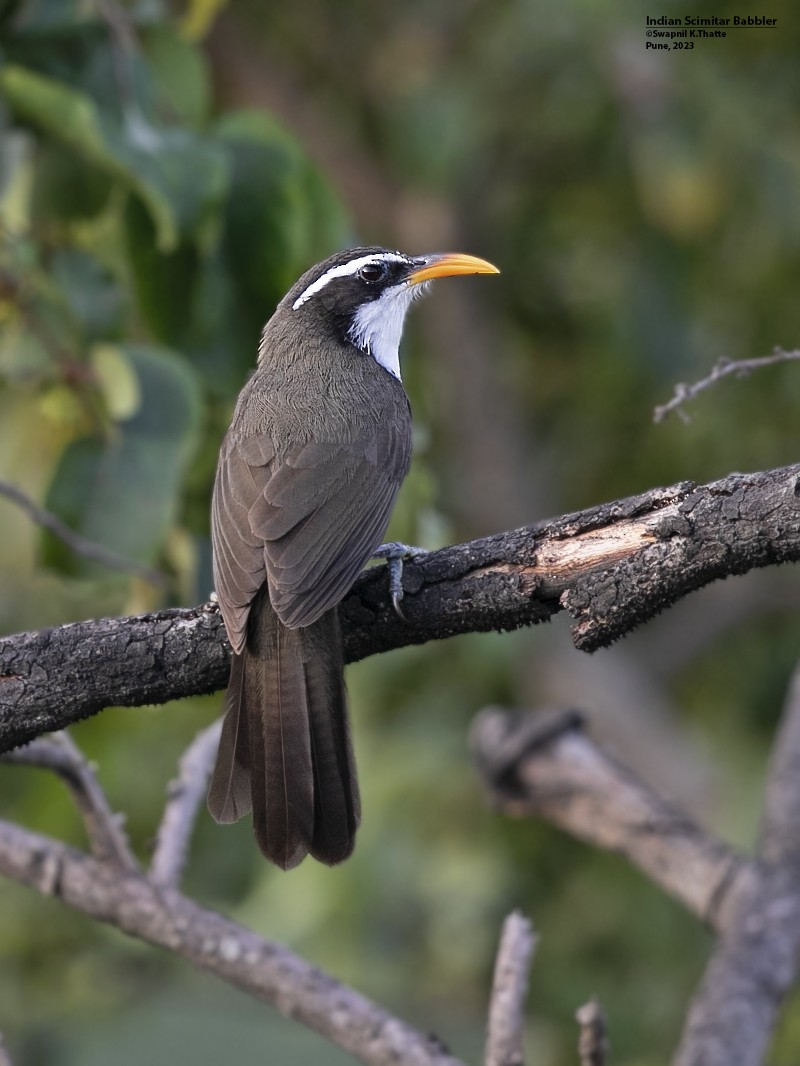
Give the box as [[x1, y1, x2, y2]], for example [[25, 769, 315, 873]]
[[0, 0, 348, 612], [1, 1, 800, 1065]]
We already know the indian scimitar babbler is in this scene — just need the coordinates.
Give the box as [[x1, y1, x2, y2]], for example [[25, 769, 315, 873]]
[[208, 247, 500, 869]]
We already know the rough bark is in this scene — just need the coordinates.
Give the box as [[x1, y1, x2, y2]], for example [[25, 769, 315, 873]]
[[0, 818, 466, 1066], [1, 463, 799, 752]]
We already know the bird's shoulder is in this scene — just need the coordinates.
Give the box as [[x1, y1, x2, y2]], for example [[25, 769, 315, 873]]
[[227, 336, 411, 460]]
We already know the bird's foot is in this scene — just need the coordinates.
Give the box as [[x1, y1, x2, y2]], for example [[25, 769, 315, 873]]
[[373, 542, 426, 621]]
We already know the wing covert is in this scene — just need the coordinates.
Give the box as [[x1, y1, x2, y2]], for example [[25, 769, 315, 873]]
[[212, 408, 411, 645]]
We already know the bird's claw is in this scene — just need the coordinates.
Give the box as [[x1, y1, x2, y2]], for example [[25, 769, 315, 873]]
[[373, 542, 426, 622]]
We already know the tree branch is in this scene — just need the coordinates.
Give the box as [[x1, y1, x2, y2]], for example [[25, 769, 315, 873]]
[[673, 661, 800, 1066], [0, 1029, 12, 1066], [575, 999, 608, 1066], [1, 463, 799, 751], [470, 663, 800, 1066], [0, 479, 167, 588], [2, 733, 138, 871], [150, 720, 222, 888], [0, 818, 468, 1066], [485, 911, 536, 1066], [758, 661, 800, 865], [470, 708, 750, 932], [653, 349, 800, 423], [0, 723, 474, 1066]]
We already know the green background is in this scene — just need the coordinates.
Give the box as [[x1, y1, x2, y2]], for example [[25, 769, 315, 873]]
[[1, 0, 799, 1063]]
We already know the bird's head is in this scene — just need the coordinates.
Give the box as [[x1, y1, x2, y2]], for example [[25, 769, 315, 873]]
[[279, 246, 499, 380]]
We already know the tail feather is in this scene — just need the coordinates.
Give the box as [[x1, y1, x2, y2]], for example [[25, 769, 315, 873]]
[[207, 653, 252, 823], [208, 587, 360, 869], [250, 621, 314, 869], [302, 612, 360, 864]]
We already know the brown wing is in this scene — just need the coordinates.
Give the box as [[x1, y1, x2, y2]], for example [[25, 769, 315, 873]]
[[212, 414, 411, 650]]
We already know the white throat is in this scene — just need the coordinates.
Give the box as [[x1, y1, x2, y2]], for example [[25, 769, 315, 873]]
[[347, 284, 423, 381]]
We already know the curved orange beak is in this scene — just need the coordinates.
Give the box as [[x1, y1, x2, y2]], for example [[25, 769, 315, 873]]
[[406, 252, 500, 286]]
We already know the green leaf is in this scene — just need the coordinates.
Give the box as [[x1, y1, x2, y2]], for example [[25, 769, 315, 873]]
[[216, 109, 349, 326], [141, 23, 211, 127], [90, 344, 141, 421], [0, 324, 51, 383], [179, 0, 229, 41], [50, 248, 127, 340], [42, 344, 201, 576], [1, 64, 228, 250], [11, 0, 103, 31], [31, 139, 113, 224], [179, 252, 256, 396], [124, 195, 199, 346]]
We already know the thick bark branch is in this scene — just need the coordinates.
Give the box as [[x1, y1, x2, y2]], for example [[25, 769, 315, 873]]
[[1, 464, 798, 751], [0, 819, 466, 1066]]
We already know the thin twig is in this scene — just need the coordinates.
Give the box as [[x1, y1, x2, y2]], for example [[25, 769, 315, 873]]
[[653, 348, 800, 423], [150, 720, 222, 888], [0, 479, 166, 587], [0, 819, 466, 1066], [485, 911, 537, 1066], [1, 734, 138, 871], [576, 998, 608, 1066]]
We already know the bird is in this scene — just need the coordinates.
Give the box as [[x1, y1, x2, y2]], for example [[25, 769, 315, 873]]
[[207, 246, 500, 870]]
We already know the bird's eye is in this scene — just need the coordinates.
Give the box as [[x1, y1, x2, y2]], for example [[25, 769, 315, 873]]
[[357, 263, 387, 283]]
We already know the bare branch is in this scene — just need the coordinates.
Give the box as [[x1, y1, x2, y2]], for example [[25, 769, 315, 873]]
[[150, 720, 222, 888], [2, 463, 799, 752], [671, 858, 800, 1066], [673, 660, 800, 1066], [471, 665, 800, 1066], [2, 734, 138, 871], [485, 911, 537, 1066], [0, 479, 166, 587], [576, 999, 608, 1066], [0, 1029, 13, 1066], [0, 819, 467, 1066], [653, 348, 800, 423], [470, 709, 749, 932], [759, 660, 800, 865]]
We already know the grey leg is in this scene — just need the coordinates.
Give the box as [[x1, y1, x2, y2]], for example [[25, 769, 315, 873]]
[[373, 542, 426, 620]]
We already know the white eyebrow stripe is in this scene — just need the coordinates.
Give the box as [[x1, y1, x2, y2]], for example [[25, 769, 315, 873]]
[[291, 252, 411, 310]]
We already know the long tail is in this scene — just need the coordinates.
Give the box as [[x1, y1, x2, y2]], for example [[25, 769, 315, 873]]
[[207, 588, 360, 870]]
